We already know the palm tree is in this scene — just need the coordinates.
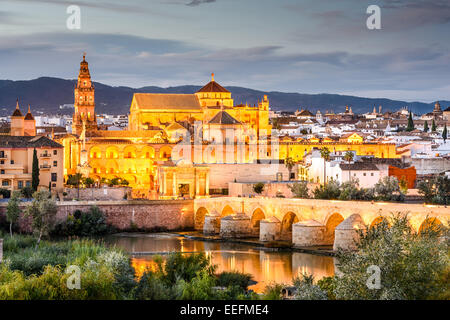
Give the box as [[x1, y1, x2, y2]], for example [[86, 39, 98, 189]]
[[285, 157, 295, 181], [343, 151, 354, 182], [320, 147, 331, 185]]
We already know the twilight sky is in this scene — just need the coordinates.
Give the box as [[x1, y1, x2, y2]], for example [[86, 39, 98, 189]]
[[0, 0, 449, 102]]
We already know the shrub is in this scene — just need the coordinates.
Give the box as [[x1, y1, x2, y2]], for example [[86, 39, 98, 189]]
[[216, 271, 253, 291], [374, 176, 405, 202], [293, 273, 328, 300], [0, 188, 11, 199], [20, 187, 34, 199], [418, 176, 450, 205], [334, 214, 449, 300], [51, 206, 113, 237], [253, 183, 265, 195], [289, 182, 310, 199], [313, 179, 341, 199], [261, 283, 283, 300]]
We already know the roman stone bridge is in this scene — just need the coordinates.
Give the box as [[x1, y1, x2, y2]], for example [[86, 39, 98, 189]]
[[194, 197, 449, 250]]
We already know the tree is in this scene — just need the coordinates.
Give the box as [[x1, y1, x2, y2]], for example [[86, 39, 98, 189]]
[[25, 190, 58, 246], [406, 111, 414, 132], [320, 147, 331, 185], [288, 182, 310, 198], [67, 173, 83, 199], [443, 124, 447, 142], [343, 151, 354, 182], [6, 191, 21, 237], [374, 176, 405, 202], [432, 119, 437, 132], [253, 182, 265, 195], [285, 157, 295, 181], [418, 176, 450, 205], [31, 148, 39, 192], [334, 214, 449, 299], [83, 177, 95, 188], [423, 120, 429, 132]]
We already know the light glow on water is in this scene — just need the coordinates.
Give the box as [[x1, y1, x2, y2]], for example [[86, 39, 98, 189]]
[[107, 234, 335, 293]]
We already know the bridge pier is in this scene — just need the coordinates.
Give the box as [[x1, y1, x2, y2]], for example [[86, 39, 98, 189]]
[[220, 214, 252, 238], [259, 217, 281, 241], [333, 214, 366, 251], [292, 220, 327, 247], [203, 211, 221, 235]]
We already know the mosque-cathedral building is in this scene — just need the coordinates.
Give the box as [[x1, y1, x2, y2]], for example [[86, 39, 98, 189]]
[[58, 55, 400, 199]]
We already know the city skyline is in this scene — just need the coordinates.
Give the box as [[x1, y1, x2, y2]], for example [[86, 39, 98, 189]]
[[0, 0, 449, 102]]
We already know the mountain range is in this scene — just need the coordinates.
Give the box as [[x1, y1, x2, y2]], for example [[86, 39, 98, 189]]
[[0, 77, 448, 117]]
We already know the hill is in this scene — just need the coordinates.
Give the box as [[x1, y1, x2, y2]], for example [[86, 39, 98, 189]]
[[0, 77, 447, 116]]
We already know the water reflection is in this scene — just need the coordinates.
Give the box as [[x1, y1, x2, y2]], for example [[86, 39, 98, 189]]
[[105, 234, 335, 293]]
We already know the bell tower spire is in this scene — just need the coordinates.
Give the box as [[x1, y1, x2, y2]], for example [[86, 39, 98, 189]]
[[72, 53, 97, 136]]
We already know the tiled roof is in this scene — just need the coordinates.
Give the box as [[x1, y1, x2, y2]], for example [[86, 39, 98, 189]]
[[0, 135, 63, 148], [208, 111, 241, 125], [339, 162, 379, 171], [197, 80, 229, 93], [133, 93, 202, 110]]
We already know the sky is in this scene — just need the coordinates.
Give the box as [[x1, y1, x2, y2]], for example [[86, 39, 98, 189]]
[[0, 0, 449, 102]]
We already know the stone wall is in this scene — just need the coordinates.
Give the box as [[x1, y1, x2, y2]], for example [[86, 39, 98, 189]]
[[412, 157, 450, 175], [64, 187, 132, 201], [0, 200, 194, 233]]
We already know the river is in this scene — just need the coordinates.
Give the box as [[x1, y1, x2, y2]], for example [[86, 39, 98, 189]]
[[104, 233, 335, 293]]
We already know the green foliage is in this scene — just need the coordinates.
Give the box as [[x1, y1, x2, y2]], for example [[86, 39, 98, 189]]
[[338, 180, 374, 201], [161, 252, 215, 285], [66, 173, 83, 187], [423, 120, 429, 132], [406, 111, 414, 132], [83, 177, 95, 187], [216, 271, 253, 291], [374, 176, 405, 202], [289, 182, 310, 199], [418, 176, 450, 205], [253, 182, 265, 195], [6, 191, 21, 237], [432, 119, 437, 132], [443, 124, 447, 142], [0, 188, 11, 199], [31, 148, 39, 192], [313, 179, 341, 200], [261, 283, 283, 300], [285, 157, 295, 180], [317, 276, 337, 300], [334, 214, 449, 300], [292, 273, 328, 300], [51, 206, 113, 237], [20, 186, 34, 199], [24, 190, 57, 244]]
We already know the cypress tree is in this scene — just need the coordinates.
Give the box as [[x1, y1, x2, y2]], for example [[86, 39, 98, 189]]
[[432, 119, 437, 132], [443, 124, 448, 142], [423, 121, 429, 132], [406, 112, 414, 132], [32, 148, 39, 192]]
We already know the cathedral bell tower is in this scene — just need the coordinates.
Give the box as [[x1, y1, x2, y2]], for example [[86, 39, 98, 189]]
[[72, 53, 97, 135]]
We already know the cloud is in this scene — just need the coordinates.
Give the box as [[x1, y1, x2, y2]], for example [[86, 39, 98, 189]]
[[186, 0, 216, 7], [0, 31, 449, 101]]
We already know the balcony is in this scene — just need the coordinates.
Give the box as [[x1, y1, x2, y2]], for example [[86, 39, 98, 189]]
[[40, 164, 51, 170], [0, 154, 7, 159], [40, 153, 51, 158]]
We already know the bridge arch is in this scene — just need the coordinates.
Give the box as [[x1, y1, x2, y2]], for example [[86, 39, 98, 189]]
[[418, 217, 443, 234], [195, 207, 209, 230], [221, 205, 235, 217], [324, 212, 344, 245], [370, 216, 390, 229], [280, 211, 299, 241], [251, 208, 266, 235]]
